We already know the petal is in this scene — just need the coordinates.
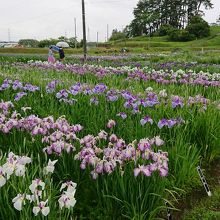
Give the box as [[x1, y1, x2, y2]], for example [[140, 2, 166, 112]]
[[160, 168, 168, 177], [134, 168, 140, 177], [143, 167, 151, 177], [66, 187, 76, 195], [69, 197, 76, 207], [51, 160, 58, 165], [26, 194, 35, 202], [29, 186, 35, 194], [42, 207, 50, 216], [15, 165, 25, 176], [60, 183, 67, 191], [40, 182, 45, 190], [13, 200, 22, 211], [0, 176, 6, 187], [33, 207, 40, 216], [140, 119, 146, 126], [58, 197, 65, 209]]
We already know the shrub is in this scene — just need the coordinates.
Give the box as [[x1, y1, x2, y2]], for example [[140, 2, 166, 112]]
[[186, 16, 210, 38], [158, 24, 173, 36], [168, 29, 194, 41]]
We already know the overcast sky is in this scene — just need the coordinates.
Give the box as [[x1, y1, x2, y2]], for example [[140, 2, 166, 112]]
[[0, 0, 219, 42]]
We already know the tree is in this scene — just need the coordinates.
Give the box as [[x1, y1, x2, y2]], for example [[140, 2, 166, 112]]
[[58, 36, 78, 48], [38, 39, 58, 48], [131, 0, 161, 36], [127, 0, 213, 37], [37, 37, 79, 48], [109, 29, 126, 41], [18, 39, 39, 47], [67, 37, 78, 48], [186, 15, 210, 38], [58, 36, 68, 42]]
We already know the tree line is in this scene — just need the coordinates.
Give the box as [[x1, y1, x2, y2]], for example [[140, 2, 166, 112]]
[[18, 36, 79, 48], [107, 0, 219, 42], [125, 0, 213, 37]]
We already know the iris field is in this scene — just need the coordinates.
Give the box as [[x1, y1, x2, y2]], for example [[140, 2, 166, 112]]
[[0, 54, 220, 219]]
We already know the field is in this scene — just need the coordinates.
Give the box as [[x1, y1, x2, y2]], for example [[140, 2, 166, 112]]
[[1, 26, 220, 56], [0, 52, 220, 219]]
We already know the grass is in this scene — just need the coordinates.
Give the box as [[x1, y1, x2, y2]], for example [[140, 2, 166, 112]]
[[183, 188, 220, 220], [112, 26, 220, 52]]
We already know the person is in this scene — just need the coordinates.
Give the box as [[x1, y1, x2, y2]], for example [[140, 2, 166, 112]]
[[58, 47, 65, 61], [48, 47, 56, 63]]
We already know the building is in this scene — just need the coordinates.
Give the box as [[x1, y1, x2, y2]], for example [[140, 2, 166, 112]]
[[0, 41, 19, 48]]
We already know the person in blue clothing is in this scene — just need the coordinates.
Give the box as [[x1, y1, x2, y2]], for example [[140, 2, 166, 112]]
[[49, 45, 65, 62], [50, 45, 60, 52], [58, 47, 65, 61]]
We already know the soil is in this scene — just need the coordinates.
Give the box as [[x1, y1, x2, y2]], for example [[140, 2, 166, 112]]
[[171, 160, 220, 220]]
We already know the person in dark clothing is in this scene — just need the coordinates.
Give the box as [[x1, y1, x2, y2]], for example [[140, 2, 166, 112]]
[[58, 47, 65, 61]]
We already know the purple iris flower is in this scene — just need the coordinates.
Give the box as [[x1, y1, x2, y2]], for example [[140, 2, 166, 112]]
[[145, 92, 160, 107], [140, 116, 153, 126], [14, 92, 27, 101], [83, 88, 93, 95], [171, 96, 184, 108], [132, 101, 141, 109], [124, 101, 133, 109], [93, 83, 107, 94], [23, 84, 39, 92], [90, 97, 99, 105], [46, 80, 59, 93], [56, 89, 69, 99], [71, 82, 81, 91], [167, 119, 177, 128], [69, 89, 79, 96], [116, 112, 127, 119], [132, 107, 141, 115], [0, 80, 10, 90], [107, 95, 118, 102], [158, 119, 168, 129], [12, 80, 23, 90], [121, 91, 133, 100]]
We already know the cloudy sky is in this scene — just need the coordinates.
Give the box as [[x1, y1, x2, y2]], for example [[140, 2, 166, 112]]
[[0, 0, 219, 42]]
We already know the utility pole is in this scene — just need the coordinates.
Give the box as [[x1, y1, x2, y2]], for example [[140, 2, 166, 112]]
[[147, 14, 153, 50], [82, 0, 87, 62], [96, 32, 99, 47], [107, 24, 109, 42], [8, 28, 11, 42], [74, 17, 77, 49], [87, 27, 90, 42], [148, 31, 150, 50]]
